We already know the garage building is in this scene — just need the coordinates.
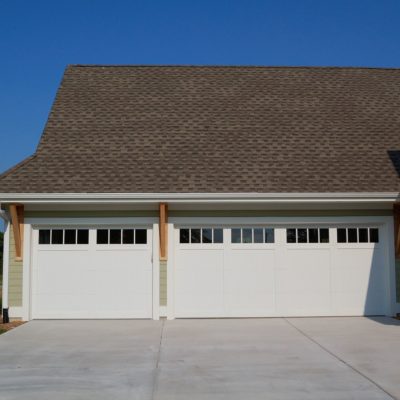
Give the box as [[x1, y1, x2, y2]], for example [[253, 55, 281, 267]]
[[1, 65, 399, 320]]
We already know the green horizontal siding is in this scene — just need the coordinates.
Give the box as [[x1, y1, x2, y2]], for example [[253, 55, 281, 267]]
[[8, 227, 23, 307], [160, 260, 167, 306]]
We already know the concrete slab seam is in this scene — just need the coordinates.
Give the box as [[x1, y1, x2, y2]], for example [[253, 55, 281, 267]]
[[283, 318, 396, 400], [151, 318, 165, 400]]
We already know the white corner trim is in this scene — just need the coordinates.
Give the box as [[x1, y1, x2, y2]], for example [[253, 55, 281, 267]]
[[22, 223, 32, 321], [152, 223, 160, 321], [385, 218, 398, 316], [2, 221, 10, 310], [9, 306, 24, 319], [166, 222, 175, 320], [0, 192, 398, 204]]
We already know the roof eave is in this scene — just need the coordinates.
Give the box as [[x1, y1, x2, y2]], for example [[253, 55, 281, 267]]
[[0, 192, 399, 204]]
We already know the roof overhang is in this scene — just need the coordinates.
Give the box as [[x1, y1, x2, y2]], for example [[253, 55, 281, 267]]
[[0, 192, 399, 205]]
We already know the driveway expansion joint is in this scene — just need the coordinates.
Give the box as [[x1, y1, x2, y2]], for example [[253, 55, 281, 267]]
[[151, 318, 165, 400], [283, 318, 396, 400]]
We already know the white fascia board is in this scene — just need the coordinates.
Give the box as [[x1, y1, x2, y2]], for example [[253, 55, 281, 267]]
[[0, 192, 398, 204]]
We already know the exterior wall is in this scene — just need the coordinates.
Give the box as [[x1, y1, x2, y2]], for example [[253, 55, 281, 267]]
[[7, 208, 397, 314], [160, 260, 167, 306], [8, 226, 23, 307]]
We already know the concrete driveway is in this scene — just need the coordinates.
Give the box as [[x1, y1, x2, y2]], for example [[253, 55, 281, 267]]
[[0, 317, 399, 400]]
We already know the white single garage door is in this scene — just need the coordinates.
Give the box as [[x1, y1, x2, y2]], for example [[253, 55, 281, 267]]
[[32, 226, 153, 319], [174, 224, 387, 317]]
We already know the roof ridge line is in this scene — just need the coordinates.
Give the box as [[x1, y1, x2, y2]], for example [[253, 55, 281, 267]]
[[66, 64, 400, 71]]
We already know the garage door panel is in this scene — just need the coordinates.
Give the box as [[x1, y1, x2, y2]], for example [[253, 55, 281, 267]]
[[334, 248, 380, 268], [278, 249, 331, 292], [331, 293, 381, 315], [331, 248, 385, 315], [277, 292, 332, 316], [175, 249, 224, 316], [93, 251, 152, 293], [35, 250, 92, 295], [94, 248, 151, 267], [225, 249, 275, 315], [33, 293, 98, 318], [276, 249, 331, 315]]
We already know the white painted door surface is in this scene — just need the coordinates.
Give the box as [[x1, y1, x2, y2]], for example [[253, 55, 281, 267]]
[[31, 227, 153, 319], [174, 225, 387, 317]]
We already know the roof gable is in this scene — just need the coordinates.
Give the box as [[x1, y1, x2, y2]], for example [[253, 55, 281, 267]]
[[1, 65, 400, 193]]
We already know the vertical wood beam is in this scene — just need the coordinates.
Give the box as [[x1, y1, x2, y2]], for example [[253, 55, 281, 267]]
[[159, 203, 168, 260], [394, 203, 400, 259], [9, 204, 24, 261]]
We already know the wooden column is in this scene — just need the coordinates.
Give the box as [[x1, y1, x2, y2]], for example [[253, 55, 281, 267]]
[[394, 203, 400, 259], [159, 203, 168, 261], [9, 204, 24, 261]]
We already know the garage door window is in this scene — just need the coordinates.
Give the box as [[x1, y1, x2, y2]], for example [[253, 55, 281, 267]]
[[337, 228, 379, 243], [96, 228, 147, 245], [179, 228, 223, 244], [64, 229, 76, 244], [286, 228, 329, 243], [38, 229, 89, 245], [231, 228, 275, 244]]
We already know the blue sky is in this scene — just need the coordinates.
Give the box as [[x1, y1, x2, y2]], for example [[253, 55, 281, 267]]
[[1, 0, 400, 174]]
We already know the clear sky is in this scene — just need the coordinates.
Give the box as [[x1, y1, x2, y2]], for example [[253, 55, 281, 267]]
[[1, 0, 400, 174]]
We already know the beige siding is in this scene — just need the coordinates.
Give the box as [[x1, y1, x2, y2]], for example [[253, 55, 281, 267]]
[[8, 226, 23, 307], [160, 260, 167, 306]]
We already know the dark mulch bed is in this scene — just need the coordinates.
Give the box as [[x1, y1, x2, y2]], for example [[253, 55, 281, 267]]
[[0, 320, 25, 335]]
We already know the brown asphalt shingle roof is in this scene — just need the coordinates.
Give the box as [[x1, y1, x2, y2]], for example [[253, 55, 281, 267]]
[[0, 65, 400, 194]]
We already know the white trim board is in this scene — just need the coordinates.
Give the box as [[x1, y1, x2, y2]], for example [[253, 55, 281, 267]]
[[9, 307, 24, 319], [2, 221, 10, 310], [0, 192, 398, 204], [25, 217, 158, 225]]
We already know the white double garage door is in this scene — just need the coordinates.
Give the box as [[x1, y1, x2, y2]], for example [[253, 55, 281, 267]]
[[173, 223, 389, 318], [31, 219, 390, 319]]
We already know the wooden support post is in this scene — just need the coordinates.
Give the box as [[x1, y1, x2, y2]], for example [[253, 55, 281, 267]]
[[159, 203, 168, 261], [9, 204, 24, 261], [394, 203, 400, 259]]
